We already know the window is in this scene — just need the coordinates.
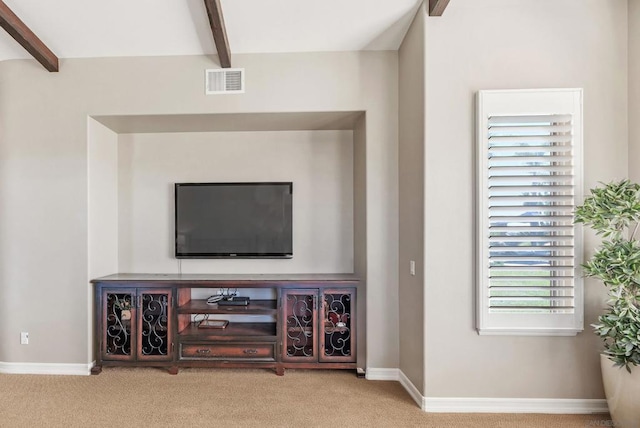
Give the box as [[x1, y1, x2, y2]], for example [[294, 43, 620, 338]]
[[476, 89, 583, 335]]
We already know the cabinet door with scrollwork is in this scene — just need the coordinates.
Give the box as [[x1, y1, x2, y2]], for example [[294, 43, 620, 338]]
[[320, 289, 356, 363], [281, 290, 318, 362], [102, 289, 137, 361], [136, 288, 173, 361]]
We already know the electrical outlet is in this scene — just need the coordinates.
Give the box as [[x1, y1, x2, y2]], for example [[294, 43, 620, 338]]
[[410, 260, 416, 276], [20, 332, 29, 345]]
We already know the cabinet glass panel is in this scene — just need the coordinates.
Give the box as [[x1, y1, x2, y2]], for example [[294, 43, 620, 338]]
[[140, 292, 169, 357], [105, 292, 134, 357], [284, 292, 316, 360], [322, 292, 354, 360]]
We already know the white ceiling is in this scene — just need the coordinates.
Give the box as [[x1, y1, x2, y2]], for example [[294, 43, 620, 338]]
[[0, 0, 423, 62]]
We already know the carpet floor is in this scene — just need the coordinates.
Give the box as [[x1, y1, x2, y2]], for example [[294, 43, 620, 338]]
[[0, 368, 610, 427]]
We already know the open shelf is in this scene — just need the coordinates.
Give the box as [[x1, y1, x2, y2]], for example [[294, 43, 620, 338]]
[[178, 299, 277, 315], [178, 322, 277, 341]]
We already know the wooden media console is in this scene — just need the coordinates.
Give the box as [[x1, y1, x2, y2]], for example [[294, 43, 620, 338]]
[[91, 273, 358, 375]]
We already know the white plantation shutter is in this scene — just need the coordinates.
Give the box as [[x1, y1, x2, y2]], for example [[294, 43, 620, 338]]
[[477, 89, 584, 335]]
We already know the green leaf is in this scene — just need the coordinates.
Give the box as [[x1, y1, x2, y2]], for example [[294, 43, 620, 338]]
[[576, 180, 640, 370]]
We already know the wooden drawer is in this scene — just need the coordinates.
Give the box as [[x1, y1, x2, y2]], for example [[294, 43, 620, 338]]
[[180, 343, 276, 361]]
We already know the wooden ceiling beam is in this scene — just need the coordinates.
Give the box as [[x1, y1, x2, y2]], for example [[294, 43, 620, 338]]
[[0, 1, 58, 72], [203, 0, 231, 68], [429, 0, 451, 16]]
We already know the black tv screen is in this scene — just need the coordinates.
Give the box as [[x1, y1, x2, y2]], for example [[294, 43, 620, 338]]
[[175, 182, 293, 258]]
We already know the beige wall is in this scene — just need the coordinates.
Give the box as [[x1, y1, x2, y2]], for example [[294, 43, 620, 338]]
[[423, 0, 628, 398], [88, 119, 119, 278], [87, 118, 119, 362], [360, 56, 401, 370], [630, 0, 640, 181], [398, 3, 426, 394], [0, 66, 91, 363], [0, 52, 398, 368], [117, 130, 354, 274], [353, 115, 368, 368]]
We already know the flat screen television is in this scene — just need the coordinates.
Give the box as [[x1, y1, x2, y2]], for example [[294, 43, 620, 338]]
[[175, 182, 293, 258]]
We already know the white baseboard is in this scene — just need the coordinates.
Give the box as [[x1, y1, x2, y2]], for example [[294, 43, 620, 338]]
[[424, 397, 609, 414], [365, 367, 399, 381], [0, 361, 93, 376], [368, 367, 609, 414], [399, 370, 426, 408]]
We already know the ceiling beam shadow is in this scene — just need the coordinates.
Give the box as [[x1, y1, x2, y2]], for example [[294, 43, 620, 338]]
[[203, 0, 231, 68], [429, 0, 451, 16], [0, 1, 58, 72]]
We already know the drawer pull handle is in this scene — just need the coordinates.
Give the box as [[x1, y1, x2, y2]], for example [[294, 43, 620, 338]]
[[243, 349, 258, 355], [196, 349, 211, 354]]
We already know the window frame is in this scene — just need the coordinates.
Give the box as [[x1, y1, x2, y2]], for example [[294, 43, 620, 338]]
[[476, 88, 584, 336]]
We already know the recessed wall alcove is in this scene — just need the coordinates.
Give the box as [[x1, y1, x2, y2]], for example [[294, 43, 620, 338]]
[[87, 111, 368, 366]]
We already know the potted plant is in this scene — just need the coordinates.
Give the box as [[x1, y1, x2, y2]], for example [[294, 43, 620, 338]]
[[575, 179, 640, 426], [113, 297, 133, 321]]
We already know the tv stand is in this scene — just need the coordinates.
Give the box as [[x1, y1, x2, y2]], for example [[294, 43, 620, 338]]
[[91, 273, 358, 375]]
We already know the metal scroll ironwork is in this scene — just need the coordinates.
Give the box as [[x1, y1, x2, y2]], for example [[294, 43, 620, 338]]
[[106, 293, 132, 356], [140, 294, 168, 356], [286, 294, 314, 358], [323, 293, 351, 357]]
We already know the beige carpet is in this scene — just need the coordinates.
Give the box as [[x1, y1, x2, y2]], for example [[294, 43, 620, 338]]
[[0, 368, 609, 427]]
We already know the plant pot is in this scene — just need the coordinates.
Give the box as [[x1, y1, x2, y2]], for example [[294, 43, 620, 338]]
[[600, 354, 640, 427]]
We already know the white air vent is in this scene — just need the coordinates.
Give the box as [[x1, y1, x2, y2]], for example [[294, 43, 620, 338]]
[[205, 68, 245, 94]]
